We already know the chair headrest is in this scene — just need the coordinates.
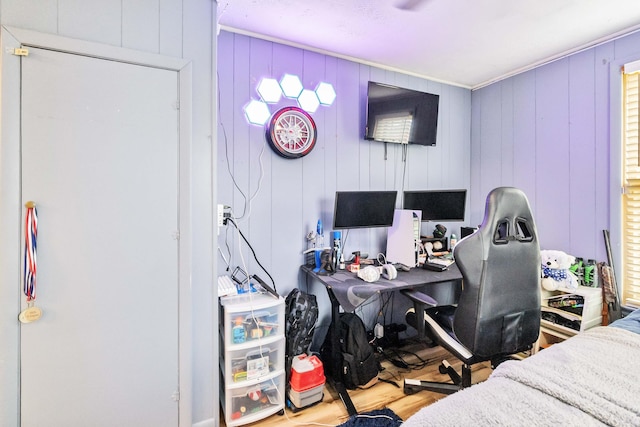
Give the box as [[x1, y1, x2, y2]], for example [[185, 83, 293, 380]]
[[479, 187, 535, 246]]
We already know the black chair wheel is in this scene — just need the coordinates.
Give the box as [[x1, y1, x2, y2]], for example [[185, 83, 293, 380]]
[[439, 364, 448, 375]]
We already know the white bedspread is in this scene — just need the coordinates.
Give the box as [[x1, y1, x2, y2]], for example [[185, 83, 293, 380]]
[[402, 326, 640, 426]]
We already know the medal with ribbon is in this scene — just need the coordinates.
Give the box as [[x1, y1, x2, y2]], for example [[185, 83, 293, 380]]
[[19, 201, 42, 323]]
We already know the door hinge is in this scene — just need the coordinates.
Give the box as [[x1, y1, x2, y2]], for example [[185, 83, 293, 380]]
[[172, 231, 180, 240], [12, 47, 29, 56], [171, 390, 180, 402]]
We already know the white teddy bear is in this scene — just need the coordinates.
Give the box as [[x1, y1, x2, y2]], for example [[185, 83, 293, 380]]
[[540, 249, 579, 291]]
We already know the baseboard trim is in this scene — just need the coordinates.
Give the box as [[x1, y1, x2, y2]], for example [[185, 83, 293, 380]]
[[192, 418, 215, 427]]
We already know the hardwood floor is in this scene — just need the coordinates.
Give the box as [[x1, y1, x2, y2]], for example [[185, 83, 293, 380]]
[[221, 342, 493, 426]]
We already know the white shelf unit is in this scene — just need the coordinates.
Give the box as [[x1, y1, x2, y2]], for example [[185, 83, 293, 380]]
[[536, 285, 603, 351], [219, 293, 285, 426]]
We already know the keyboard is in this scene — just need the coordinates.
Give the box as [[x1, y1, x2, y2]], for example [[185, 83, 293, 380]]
[[422, 261, 449, 272], [218, 275, 238, 297], [427, 257, 454, 267]]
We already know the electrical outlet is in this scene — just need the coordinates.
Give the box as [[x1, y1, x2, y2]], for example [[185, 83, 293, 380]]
[[217, 204, 225, 227]]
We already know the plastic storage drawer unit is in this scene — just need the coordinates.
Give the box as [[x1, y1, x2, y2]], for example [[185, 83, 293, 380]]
[[219, 293, 285, 426]]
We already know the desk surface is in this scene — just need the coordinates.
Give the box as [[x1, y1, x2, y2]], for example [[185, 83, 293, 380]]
[[301, 264, 462, 312]]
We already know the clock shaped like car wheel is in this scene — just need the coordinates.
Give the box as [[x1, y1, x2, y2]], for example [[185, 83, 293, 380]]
[[266, 107, 317, 159]]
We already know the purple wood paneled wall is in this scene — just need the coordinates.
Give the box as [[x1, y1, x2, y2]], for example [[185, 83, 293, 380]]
[[217, 31, 471, 301], [471, 29, 640, 267]]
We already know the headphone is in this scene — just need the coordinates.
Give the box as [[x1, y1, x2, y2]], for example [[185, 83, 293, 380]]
[[379, 264, 397, 280], [357, 266, 380, 283], [433, 224, 447, 238]]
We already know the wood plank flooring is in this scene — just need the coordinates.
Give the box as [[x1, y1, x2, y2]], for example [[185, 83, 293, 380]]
[[221, 342, 493, 426]]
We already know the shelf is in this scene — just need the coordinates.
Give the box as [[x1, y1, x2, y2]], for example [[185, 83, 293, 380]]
[[540, 321, 578, 340], [532, 285, 604, 354]]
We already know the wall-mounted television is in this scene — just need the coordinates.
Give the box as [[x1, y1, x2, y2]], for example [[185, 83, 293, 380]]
[[333, 190, 398, 229], [403, 189, 467, 222], [364, 81, 439, 146]]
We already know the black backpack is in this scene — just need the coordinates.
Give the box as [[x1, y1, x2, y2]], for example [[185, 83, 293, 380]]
[[321, 312, 379, 390], [284, 289, 319, 386]]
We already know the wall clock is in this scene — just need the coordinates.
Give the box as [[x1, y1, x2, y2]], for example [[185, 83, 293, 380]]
[[266, 107, 317, 159]]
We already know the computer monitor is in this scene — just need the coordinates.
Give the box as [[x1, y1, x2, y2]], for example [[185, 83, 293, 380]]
[[333, 191, 398, 229], [403, 189, 467, 222]]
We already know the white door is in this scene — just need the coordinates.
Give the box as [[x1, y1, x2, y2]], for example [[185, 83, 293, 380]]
[[20, 46, 180, 426]]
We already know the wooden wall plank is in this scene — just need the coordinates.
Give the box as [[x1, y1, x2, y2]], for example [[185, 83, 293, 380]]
[[123, 0, 160, 52], [535, 58, 570, 250], [58, 0, 122, 46], [568, 49, 596, 259], [511, 71, 537, 209], [478, 83, 503, 198], [1, 0, 58, 33], [245, 37, 274, 277], [500, 79, 514, 184], [159, 0, 183, 57], [469, 82, 484, 226], [594, 43, 615, 263]]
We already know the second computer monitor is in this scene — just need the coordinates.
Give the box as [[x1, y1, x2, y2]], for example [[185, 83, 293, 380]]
[[403, 189, 467, 222], [333, 190, 398, 229]]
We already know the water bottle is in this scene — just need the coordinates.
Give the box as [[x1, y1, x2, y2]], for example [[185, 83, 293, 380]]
[[332, 230, 342, 270], [316, 219, 324, 248]]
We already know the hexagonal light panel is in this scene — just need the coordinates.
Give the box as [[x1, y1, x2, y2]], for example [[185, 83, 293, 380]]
[[243, 100, 271, 125], [280, 74, 303, 98], [315, 82, 336, 105], [297, 89, 320, 113], [257, 78, 282, 103]]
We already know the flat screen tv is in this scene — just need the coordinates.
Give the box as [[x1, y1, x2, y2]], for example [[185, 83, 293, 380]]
[[365, 81, 439, 146], [403, 189, 467, 222], [333, 191, 398, 229]]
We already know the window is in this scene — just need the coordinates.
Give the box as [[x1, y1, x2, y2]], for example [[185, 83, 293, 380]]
[[622, 66, 640, 307]]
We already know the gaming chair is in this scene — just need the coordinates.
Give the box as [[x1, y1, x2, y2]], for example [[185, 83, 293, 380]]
[[404, 187, 541, 395]]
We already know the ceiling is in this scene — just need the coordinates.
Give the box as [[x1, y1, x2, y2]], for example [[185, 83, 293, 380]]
[[217, 0, 640, 89]]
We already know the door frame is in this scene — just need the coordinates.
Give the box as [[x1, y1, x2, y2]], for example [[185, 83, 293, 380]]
[[0, 26, 193, 426]]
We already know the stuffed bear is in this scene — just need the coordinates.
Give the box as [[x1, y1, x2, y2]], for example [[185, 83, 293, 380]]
[[540, 249, 579, 291]]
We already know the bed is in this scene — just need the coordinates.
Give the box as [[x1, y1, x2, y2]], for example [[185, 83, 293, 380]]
[[402, 309, 640, 426]]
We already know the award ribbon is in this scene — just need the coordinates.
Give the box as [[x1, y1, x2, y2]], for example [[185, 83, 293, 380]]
[[19, 201, 42, 323]]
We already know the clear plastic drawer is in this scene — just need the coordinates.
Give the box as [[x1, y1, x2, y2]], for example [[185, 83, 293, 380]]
[[220, 293, 284, 347], [221, 336, 285, 384], [221, 372, 284, 426]]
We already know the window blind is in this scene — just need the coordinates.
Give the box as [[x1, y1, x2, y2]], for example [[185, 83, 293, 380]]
[[622, 70, 640, 307]]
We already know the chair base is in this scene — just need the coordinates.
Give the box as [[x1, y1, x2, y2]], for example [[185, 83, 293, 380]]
[[404, 378, 460, 395], [403, 361, 471, 396]]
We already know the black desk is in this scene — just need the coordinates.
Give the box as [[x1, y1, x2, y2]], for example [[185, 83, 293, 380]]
[[300, 264, 463, 416]]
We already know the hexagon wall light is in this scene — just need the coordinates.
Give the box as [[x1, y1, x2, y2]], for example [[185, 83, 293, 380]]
[[297, 89, 320, 113], [315, 82, 336, 106], [280, 74, 304, 98], [244, 100, 271, 125], [257, 78, 282, 103], [243, 74, 336, 125]]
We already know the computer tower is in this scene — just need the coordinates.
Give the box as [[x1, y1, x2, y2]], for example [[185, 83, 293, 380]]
[[461, 226, 477, 239], [386, 209, 421, 267]]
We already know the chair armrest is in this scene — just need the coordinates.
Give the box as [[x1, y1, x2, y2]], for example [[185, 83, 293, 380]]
[[401, 289, 438, 306]]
